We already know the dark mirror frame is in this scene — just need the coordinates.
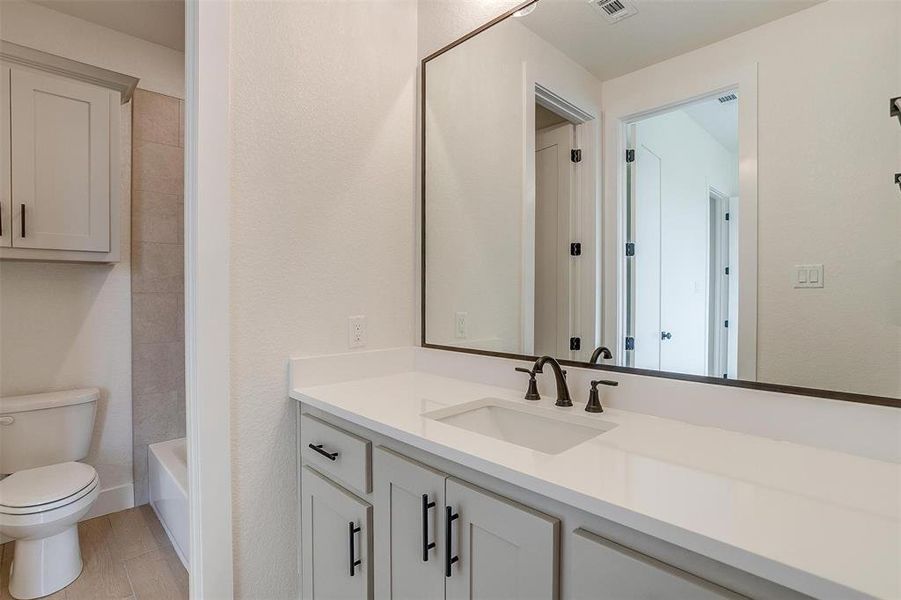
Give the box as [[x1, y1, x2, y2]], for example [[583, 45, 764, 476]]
[[420, 0, 900, 409]]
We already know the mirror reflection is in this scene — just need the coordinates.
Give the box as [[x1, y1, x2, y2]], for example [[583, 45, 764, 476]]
[[423, 0, 901, 399]]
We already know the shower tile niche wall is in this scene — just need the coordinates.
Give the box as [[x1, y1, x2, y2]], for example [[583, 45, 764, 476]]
[[131, 88, 185, 505]]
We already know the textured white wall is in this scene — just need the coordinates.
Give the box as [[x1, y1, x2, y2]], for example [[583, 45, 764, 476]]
[[228, 0, 416, 596], [0, 0, 185, 98]]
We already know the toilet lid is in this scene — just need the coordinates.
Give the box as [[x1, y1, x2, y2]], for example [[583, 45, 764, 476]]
[[0, 462, 97, 509]]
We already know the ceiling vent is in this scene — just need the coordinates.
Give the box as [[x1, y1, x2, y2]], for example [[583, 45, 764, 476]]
[[717, 93, 738, 104], [590, 0, 638, 24]]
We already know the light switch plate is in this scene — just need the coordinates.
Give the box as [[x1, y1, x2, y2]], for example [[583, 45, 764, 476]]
[[793, 264, 824, 288]]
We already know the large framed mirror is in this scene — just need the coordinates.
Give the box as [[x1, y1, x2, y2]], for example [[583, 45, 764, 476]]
[[421, 0, 901, 406]]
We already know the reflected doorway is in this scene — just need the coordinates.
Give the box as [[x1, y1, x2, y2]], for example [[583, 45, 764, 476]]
[[624, 91, 739, 377]]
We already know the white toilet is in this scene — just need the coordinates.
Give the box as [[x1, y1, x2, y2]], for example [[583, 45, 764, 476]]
[[0, 389, 100, 600]]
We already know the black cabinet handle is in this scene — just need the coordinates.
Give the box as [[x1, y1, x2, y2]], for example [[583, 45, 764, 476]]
[[308, 443, 338, 461], [444, 506, 459, 577], [348, 521, 361, 577], [0, 201, 3, 237], [421, 494, 436, 562], [20, 204, 25, 238]]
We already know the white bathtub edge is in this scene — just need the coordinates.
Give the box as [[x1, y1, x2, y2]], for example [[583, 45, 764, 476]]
[[148, 437, 190, 568]]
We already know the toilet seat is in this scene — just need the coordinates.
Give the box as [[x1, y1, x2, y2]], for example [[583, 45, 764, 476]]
[[0, 462, 98, 516]]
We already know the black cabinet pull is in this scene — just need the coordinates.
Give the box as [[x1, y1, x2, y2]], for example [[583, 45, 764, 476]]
[[20, 204, 25, 238], [421, 494, 436, 562], [444, 506, 459, 577], [308, 443, 338, 461], [348, 521, 361, 577], [0, 201, 3, 237]]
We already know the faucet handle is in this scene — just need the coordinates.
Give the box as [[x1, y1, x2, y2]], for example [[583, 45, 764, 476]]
[[515, 367, 541, 401], [586, 380, 618, 413]]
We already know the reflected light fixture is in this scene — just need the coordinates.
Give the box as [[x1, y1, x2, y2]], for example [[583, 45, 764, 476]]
[[513, 2, 538, 17]]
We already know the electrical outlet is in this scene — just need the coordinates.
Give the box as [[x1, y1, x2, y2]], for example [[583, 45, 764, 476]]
[[454, 312, 467, 339], [348, 315, 367, 348]]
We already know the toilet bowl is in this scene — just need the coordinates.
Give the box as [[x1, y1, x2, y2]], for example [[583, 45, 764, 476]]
[[0, 388, 100, 599], [0, 462, 100, 600]]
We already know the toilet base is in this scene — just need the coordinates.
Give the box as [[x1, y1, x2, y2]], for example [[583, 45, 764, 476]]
[[9, 525, 83, 600]]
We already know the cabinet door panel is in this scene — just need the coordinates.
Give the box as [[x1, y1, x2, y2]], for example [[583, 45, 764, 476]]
[[302, 466, 373, 600], [568, 528, 742, 600], [10, 67, 110, 251], [1, 65, 10, 248], [374, 447, 446, 600], [445, 477, 559, 600]]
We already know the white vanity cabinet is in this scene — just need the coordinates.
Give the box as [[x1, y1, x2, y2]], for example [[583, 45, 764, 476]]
[[373, 447, 559, 600], [444, 477, 559, 600], [0, 42, 137, 263], [568, 528, 742, 600], [302, 466, 373, 600], [299, 408, 798, 600]]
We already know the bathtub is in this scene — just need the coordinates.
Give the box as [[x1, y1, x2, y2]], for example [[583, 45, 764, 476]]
[[148, 437, 189, 568]]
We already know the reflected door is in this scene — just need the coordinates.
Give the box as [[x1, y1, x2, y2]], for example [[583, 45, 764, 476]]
[[534, 122, 573, 357]]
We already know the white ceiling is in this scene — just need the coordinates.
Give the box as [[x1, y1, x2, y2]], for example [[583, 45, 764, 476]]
[[518, 0, 822, 81], [681, 93, 739, 154], [32, 0, 185, 52]]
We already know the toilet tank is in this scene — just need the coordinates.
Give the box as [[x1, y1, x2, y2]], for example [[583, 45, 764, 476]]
[[0, 388, 99, 474]]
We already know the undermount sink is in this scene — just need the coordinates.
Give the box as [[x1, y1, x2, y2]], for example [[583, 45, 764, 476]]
[[423, 398, 616, 454]]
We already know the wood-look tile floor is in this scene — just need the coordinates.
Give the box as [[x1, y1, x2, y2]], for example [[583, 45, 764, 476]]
[[0, 505, 188, 600]]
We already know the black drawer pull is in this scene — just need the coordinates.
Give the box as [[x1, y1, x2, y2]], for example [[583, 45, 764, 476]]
[[445, 506, 459, 577], [348, 521, 361, 577], [308, 443, 338, 461], [20, 204, 25, 238], [421, 494, 436, 562]]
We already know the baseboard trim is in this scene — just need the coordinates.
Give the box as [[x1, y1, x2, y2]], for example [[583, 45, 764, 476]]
[[83, 482, 136, 520]]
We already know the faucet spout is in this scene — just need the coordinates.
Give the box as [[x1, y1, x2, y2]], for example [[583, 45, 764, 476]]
[[532, 356, 573, 407], [589, 346, 613, 364]]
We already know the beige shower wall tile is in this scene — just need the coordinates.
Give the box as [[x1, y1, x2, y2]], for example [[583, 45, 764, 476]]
[[178, 100, 185, 148], [133, 242, 184, 293], [134, 89, 180, 146], [133, 344, 184, 396], [133, 191, 181, 244], [133, 141, 184, 195], [133, 293, 179, 344]]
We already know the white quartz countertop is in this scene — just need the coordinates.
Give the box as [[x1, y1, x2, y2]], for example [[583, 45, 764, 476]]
[[291, 371, 900, 599]]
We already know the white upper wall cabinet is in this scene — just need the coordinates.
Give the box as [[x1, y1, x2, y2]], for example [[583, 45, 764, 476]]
[[10, 67, 112, 252], [0, 41, 138, 263]]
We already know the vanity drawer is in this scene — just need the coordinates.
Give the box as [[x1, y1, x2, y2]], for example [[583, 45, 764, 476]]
[[301, 413, 371, 495]]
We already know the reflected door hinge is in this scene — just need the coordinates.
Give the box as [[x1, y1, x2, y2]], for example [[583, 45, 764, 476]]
[[570, 337, 581, 351], [570, 242, 582, 256], [725, 212, 730, 221], [724, 320, 729, 328], [624, 336, 635, 351], [625, 242, 635, 257], [895, 173, 901, 191], [626, 149, 635, 163], [725, 266, 730, 275], [571, 149, 582, 163]]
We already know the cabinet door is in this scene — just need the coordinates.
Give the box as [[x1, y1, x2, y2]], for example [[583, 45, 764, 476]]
[[302, 466, 373, 600], [10, 66, 111, 251], [1, 65, 10, 248], [445, 477, 559, 600], [568, 528, 742, 600], [374, 447, 446, 600]]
